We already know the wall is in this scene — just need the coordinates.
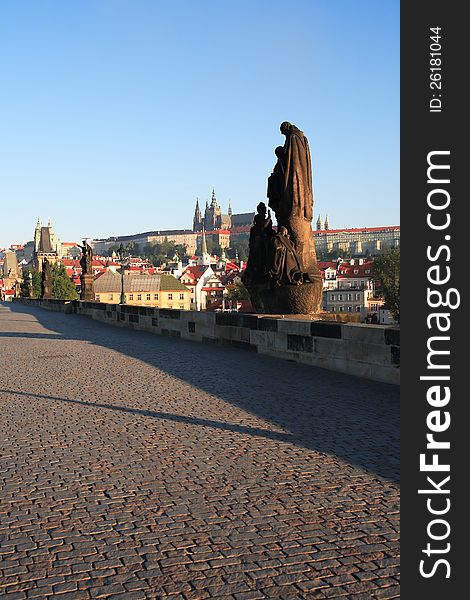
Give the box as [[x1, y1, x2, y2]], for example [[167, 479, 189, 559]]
[[14, 299, 400, 385]]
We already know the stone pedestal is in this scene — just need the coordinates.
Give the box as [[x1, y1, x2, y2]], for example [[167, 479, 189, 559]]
[[80, 274, 94, 301], [246, 277, 323, 315]]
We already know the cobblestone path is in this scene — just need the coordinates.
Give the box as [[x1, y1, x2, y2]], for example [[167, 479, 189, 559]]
[[0, 303, 399, 599]]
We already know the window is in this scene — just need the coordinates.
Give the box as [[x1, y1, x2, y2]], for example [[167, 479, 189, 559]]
[[129, 294, 134, 300], [137, 294, 142, 300], [179, 293, 184, 300], [356, 306, 361, 312], [347, 294, 352, 301], [348, 306, 352, 312], [168, 293, 173, 300], [96, 295, 100, 302], [154, 294, 158, 300], [146, 293, 151, 301], [179, 304, 184, 309], [331, 306, 335, 312], [108, 294, 113, 301], [339, 306, 344, 311], [331, 294, 335, 301]]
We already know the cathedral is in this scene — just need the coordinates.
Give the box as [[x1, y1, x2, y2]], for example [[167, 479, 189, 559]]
[[193, 189, 232, 232]]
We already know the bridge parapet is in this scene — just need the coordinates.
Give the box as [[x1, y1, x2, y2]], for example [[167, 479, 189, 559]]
[[14, 298, 399, 385]]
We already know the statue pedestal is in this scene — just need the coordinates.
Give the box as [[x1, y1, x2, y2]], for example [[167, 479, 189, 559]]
[[80, 274, 94, 301], [246, 279, 323, 315]]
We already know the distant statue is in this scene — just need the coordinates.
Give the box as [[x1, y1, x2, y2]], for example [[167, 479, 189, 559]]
[[267, 226, 303, 286], [79, 239, 93, 275], [242, 202, 274, 285], [41, 258, 52, 299], [79, 239, 94, 301]]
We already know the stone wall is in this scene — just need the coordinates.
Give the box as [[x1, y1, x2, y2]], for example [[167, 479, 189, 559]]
[[14, 299, 399, 385]]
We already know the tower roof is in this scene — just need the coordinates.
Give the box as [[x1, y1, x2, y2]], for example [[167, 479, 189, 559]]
[[39, 227, 53, 253], [210, 188, 218, 208]]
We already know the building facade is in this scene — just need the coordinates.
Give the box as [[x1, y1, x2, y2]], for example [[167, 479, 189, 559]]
[[92, 230, 197, 256], [93, 271, 191, 310], [313, 226, 400, 256]]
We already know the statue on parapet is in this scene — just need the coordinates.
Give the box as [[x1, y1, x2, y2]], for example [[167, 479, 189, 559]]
[[79, 239, 93, 275], [79, 239, 94, 301], [41, 258, 52, 299], [243, 202, 274, 285], [242, 122, 322, 314]]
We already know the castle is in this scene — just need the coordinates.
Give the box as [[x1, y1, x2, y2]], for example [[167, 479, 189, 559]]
[[193, 189, 233, 231]]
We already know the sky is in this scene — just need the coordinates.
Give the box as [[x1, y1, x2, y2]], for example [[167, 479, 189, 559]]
[[0, 0, 399, 247]]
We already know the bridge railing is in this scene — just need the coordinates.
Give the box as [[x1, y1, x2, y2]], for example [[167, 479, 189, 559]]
[[13, 298, 399, 385]]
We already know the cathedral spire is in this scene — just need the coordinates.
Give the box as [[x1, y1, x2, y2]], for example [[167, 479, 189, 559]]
[[211, 187, 218, 208], [193, 197, 202, 231]]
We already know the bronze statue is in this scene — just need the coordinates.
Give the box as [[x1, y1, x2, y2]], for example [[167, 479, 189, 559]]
[[271, 122, 313, 222], [79, 239, 93, 275], [243, 122, 322, 314], [267, 226, 303, 286], [243, 202, 274, 285], [79, 239, 94, 301], [41, 258, 52, 299]]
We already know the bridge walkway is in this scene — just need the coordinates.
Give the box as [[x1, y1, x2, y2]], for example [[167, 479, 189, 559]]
[[0, 303, 399, 599]]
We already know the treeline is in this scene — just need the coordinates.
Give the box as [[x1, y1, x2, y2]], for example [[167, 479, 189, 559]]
[[21, 265, 79, 300], [105, 236, 251, 263]]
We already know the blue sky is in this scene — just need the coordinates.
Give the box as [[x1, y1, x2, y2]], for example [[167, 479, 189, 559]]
[[0, 0, 399, 247]]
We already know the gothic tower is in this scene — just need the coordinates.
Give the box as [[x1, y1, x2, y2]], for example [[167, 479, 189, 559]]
[[193, 198, 203, 232]]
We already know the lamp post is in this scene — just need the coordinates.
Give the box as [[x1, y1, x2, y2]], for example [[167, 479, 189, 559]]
[[118, 243, 126, 304]]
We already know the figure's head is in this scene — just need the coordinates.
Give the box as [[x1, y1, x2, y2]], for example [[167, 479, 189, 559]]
[[280, 121, 292, 135], [279, 226, 289, 236], [257, 202, 266, 214], [274, 146, 283, 158]]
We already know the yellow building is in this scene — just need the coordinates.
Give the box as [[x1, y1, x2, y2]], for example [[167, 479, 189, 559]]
[[93, 271, 191, 310]]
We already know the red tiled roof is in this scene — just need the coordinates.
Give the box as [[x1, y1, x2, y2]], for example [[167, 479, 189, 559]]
[[181, 265, 208, 283], [336, 262, 374, 277]]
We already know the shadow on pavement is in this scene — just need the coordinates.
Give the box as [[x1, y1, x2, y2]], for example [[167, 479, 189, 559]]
[[3, 303, 400, 483]]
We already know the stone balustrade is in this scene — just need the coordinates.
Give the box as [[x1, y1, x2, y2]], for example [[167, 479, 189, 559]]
[[14, 298, 399, 385]]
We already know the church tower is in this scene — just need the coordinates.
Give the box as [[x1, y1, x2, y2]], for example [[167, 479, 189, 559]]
[[34, 218, 41, 253], [324, 214, 331, 230], [316, 214, 323, 230], [193, 198, 202, 232], [204, 200, 211, 230], [198, 228, 211, 266]]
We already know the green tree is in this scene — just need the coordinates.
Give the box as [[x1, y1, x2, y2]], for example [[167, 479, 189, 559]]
[[51, 263, 79, 300], [20, 268, 42, 298], [228, 238, 249, 262], [373, 247, 400, 322], [225, 281, 250, 301]]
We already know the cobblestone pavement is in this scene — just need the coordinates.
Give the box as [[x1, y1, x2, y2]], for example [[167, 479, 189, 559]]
[[0, 303, 399, 599]]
